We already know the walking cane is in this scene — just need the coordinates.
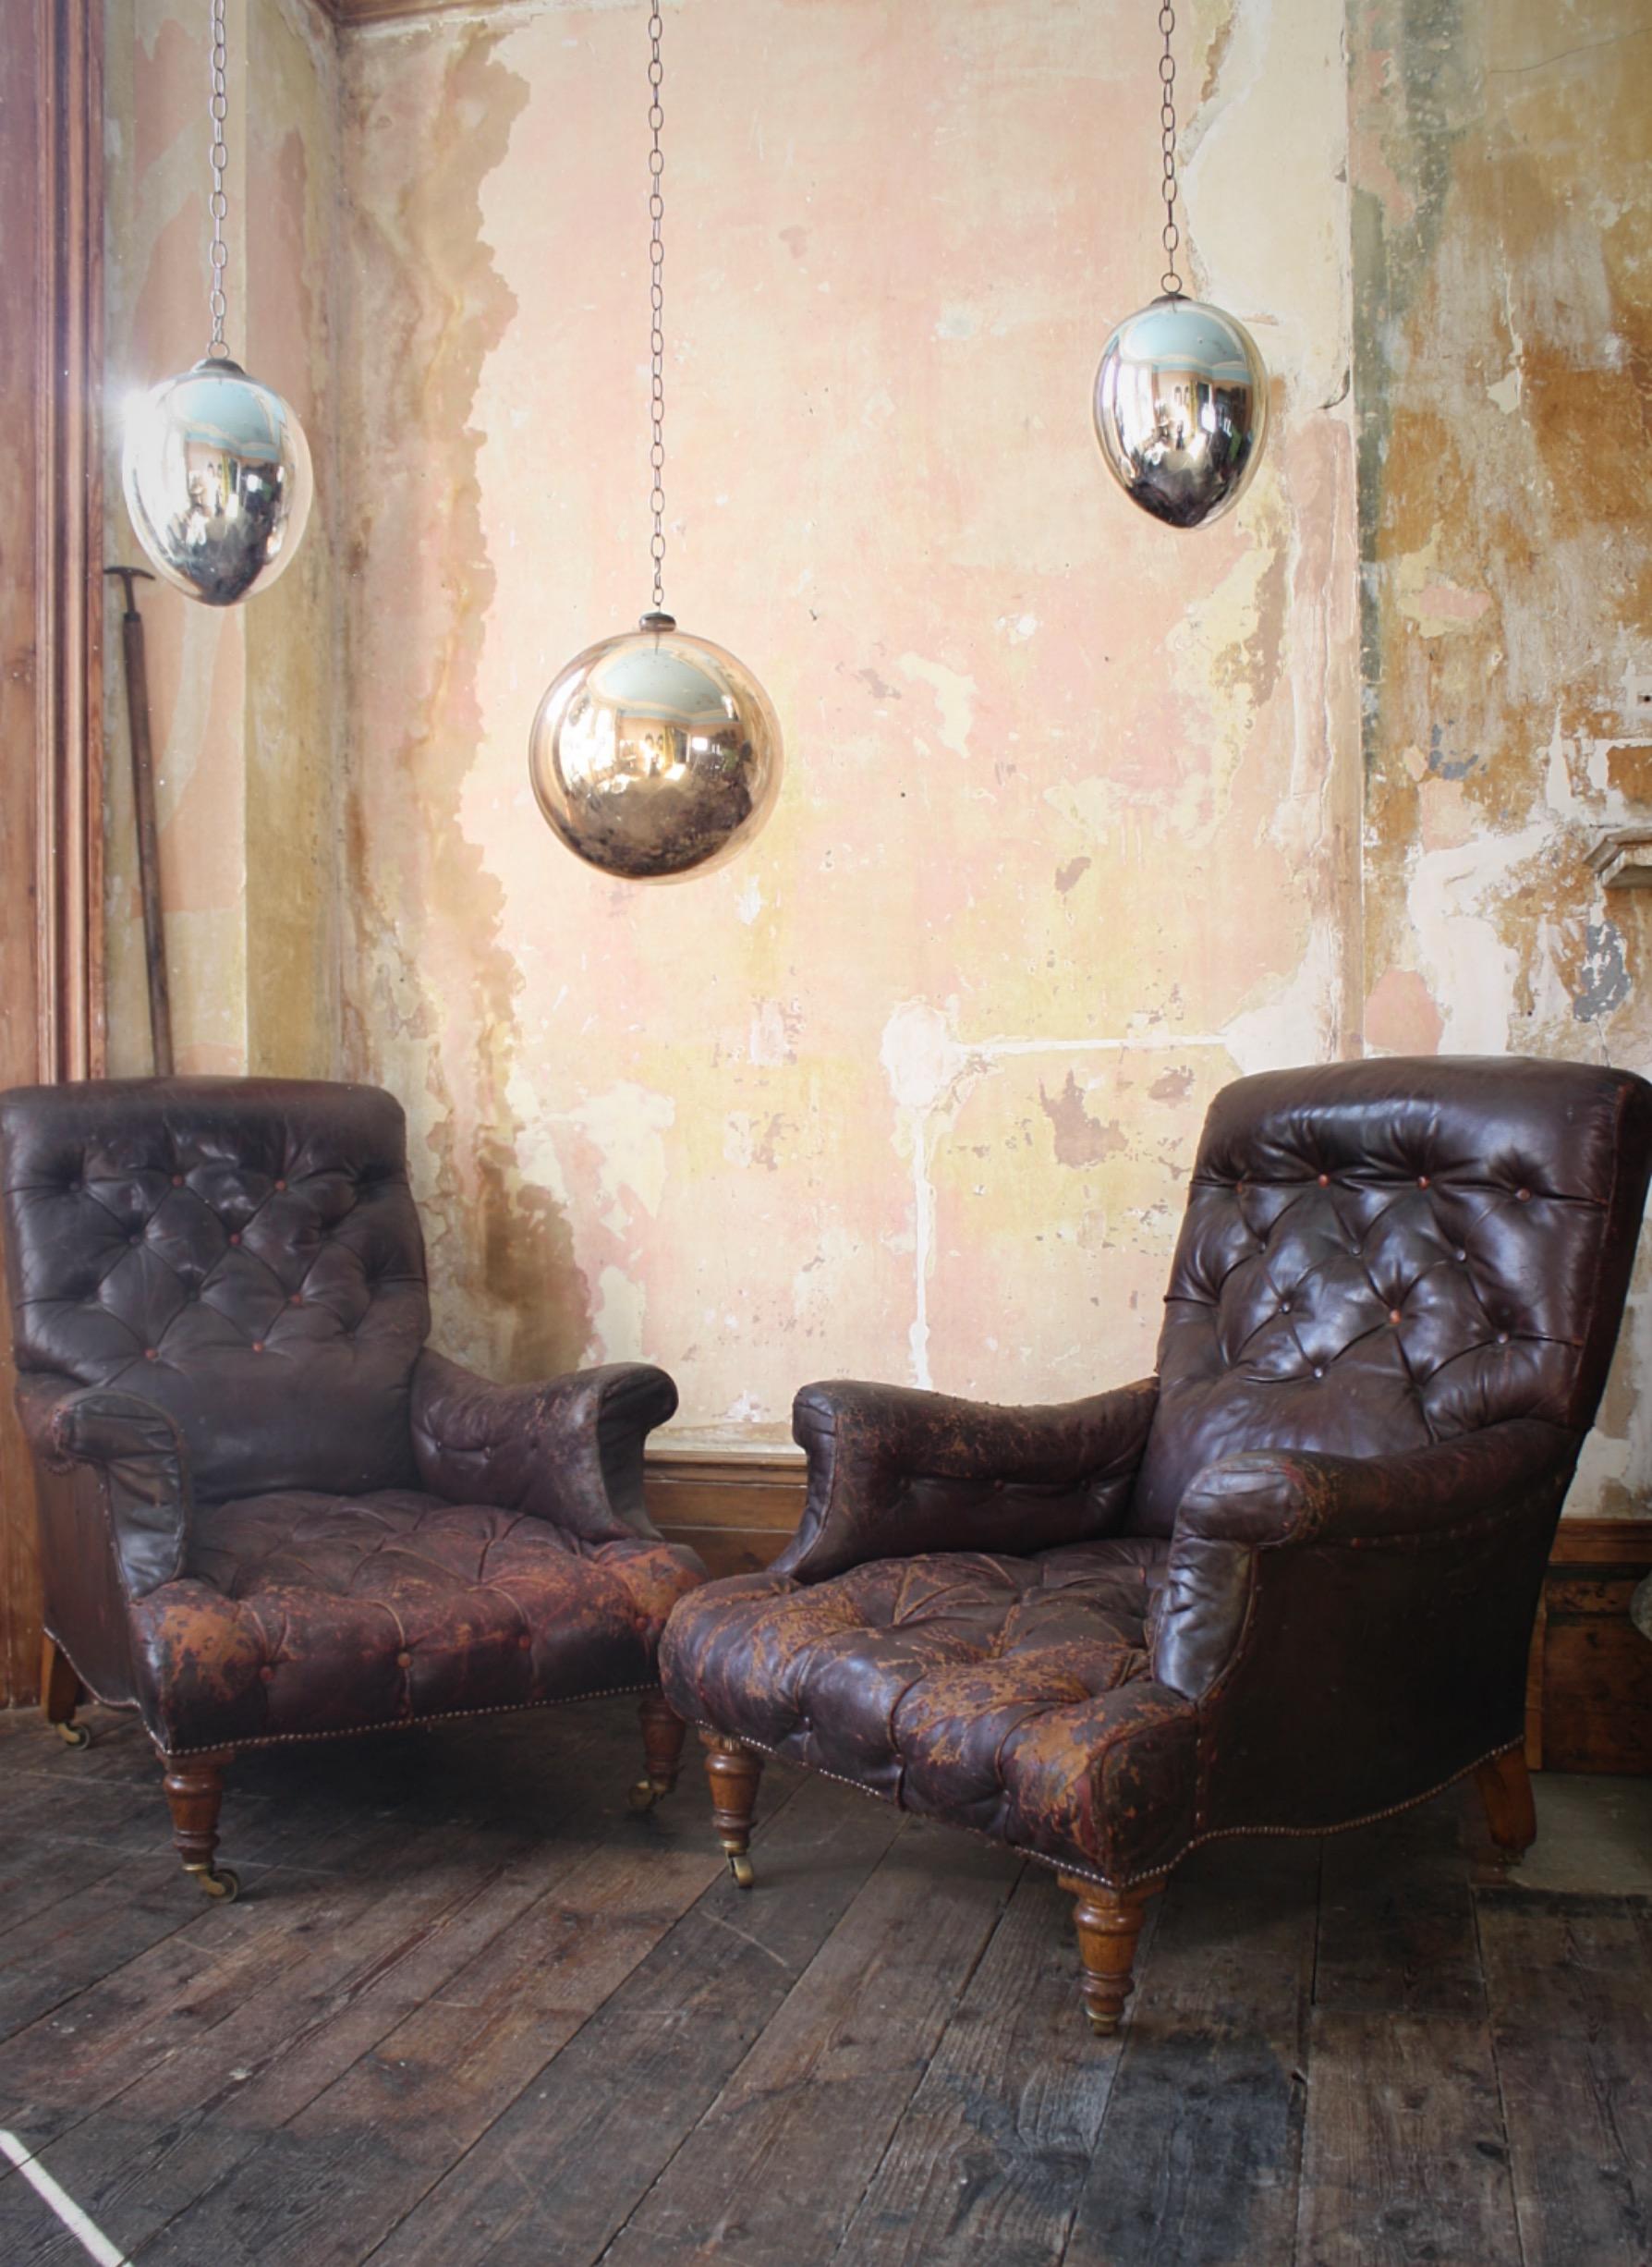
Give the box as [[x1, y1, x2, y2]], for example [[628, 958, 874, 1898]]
[[104, 567, 174, 1077]]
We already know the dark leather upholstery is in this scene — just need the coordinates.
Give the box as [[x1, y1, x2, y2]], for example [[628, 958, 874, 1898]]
[[1, 1079, 698, 1756], [662, 1057, 1652, 1886]]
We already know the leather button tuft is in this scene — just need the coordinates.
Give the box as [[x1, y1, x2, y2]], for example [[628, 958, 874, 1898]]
[[1455, 1248, 1468, 1262], [517, 1635, 532, 1651], [128, 1234, 140, 1248], [1317, 1173, 1330, 1188], [1496, 1332, 1510, 1346], [1280, 1300, 1292, 1314], [1516, 1188, 1532, 1202], [144, 1347, 158, 1361], [395, 1650, 412, 1669], [1389, 1309, 1403, 1326], [274, 1178, 287, 1191], [259, 1665, 274, 1683], [251, 1340, 265, 1353], [1417, 1174, 1430, 1188], [1312, 1365, 1325, 1380], [289, 1293, 303, 1306], [171, 1174, 184, 1188], [229, 1232, 242, 1246]]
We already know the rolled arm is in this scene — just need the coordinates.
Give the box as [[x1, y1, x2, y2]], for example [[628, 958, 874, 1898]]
[[776, 1374, 1160, 1582], [1153, 1417, 1578, 1707], [410, 1348, 679, 1545], [16, 1373, 191, 1600]]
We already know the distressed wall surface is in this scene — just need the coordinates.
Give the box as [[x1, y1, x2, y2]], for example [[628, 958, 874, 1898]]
[[335, 0, 1360, 1444], [1351, 0, 1652, 1513], [103, 0, 338, 1079], [94, 0, 1652, 1505]]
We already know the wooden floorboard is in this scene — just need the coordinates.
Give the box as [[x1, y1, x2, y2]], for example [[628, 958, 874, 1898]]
[[1313, 1791, 1486, 2017], [0, 1704, 1645, 2267], [830, 1862, 1135, 2267], [1294, 2010, 1522, 2267], [368, 1769, 900, 2267], [1061, 1837, 1318, 2267], [593, 1825, 1017, 2267], [1478, 1887, 1652, 2267]]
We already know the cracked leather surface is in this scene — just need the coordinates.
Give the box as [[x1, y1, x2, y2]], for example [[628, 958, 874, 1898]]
[[662, 1056, 1652, 1883], [0, 1077, 698, 1754]]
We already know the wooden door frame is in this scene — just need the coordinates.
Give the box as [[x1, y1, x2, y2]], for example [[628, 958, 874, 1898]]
[[0, 1, 105, 1707]]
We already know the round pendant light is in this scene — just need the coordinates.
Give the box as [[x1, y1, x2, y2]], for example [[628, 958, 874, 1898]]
[[530, 614, 779, 883], [529, 9, 781, 883], [120, 0, 313, 606], [1092, 3, 1268, 531]]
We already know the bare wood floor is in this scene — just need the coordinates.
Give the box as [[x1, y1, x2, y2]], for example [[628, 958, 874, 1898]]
[[0, 1697, 1646, 2267]]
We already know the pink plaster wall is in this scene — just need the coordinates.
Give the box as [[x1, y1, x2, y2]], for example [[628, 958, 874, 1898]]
[[334, 0, 1361, 1445]]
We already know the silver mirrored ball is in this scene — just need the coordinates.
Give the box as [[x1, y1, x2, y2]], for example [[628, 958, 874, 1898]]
[[529, 615, 782, 882], [122, 358, 314, 606], [1093, 296, 1269, 530]]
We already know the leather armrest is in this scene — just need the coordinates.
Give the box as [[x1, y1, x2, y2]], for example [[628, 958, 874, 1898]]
[[410, 1348, 679, 1545], [16, 1374, 191, 1600], [1153, 1418, 1576, 1702], [776, 1374, 1160, 1583]]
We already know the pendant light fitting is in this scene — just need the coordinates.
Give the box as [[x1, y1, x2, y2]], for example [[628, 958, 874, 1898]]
[[121, 0, 314, 607], [529, 6, 781, 883], [1092, 0, 1269, 531]]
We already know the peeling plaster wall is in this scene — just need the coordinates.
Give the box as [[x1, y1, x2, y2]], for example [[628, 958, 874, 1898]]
[[1351, 0, 1652, 1514], [103, 0, 339, 1079], [100, 0, 1648, 1505], [335, 0, 1361, 1445]]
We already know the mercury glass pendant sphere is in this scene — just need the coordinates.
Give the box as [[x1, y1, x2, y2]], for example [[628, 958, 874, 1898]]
[[122, 358, 314, 605], [529, 614, 781, 881], [1093, 296, 1269, 530]]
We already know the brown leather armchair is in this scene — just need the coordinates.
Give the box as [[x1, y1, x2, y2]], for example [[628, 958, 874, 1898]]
[[661, 1057, 1652, 2032], [0, 1078, 700, 1899]]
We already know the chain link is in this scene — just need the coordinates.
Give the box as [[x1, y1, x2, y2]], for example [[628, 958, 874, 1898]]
[[1158, 0, 1183, 298], [207, 0, 230, 356], [647, 8, 667, 613]]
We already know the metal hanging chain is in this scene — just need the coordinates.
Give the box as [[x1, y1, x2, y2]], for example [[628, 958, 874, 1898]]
[[647, 7, 667, 614], [1158, 1, 1184, 299], [207, 0, 230, 358]]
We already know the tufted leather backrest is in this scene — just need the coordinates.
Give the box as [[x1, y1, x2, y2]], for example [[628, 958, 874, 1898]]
[[1129, 1055, 1652, 1536], [0, 1079, 431, 1504]]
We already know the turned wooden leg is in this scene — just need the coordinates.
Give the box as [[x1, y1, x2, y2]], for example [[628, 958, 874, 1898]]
[[631, 1691, 688, 1809], [161, 1750, 240, 1902], [700, 1730, 763, 1888], [1060, 1873, 1164, 2037], [1475, 1747, 1537, 1864], [40, 1633, 90, 1749]]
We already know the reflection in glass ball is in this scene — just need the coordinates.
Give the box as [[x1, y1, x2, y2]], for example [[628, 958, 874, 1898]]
[[122, 358, 314, 606], [529, 616, 782, 881], [1093, 297, 1269, 530]]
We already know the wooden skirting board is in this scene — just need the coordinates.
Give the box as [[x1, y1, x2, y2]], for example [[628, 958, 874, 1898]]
[[643, 1451, 808, 1582], [647, 1456, 1652, 1777], [1525, 1516, 1652, 1775]]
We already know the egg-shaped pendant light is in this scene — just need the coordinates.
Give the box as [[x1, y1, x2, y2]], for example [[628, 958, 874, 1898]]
[[1092, 3, 1268, 530], [528, 8, 781, 882], [121, 0, 313, 606]]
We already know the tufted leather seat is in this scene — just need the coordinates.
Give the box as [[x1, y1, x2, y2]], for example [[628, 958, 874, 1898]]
[[662, 1056, 1652, 2034], [0, 1078, 698, 1897], [132, 1490, 700, 1753]]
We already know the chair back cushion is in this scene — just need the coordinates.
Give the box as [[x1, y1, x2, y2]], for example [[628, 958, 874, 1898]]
[[0, 1079, 430, 1503], [1130, 1055, 1652, 1535]]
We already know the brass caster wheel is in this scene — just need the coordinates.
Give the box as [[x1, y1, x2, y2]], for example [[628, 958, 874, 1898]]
[[193, 1865, 240, 1904], [629, 1777, 662, 1812], [55, 1721, 91, 1750], [727, 1852, 755, 1890]]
